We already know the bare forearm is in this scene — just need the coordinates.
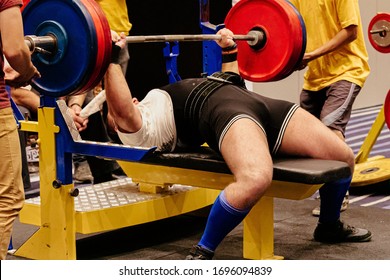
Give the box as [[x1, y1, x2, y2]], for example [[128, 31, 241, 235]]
[[222, 61, 239, 74], [105, 64, 142, 132], [67, 93, 87, 108], [0, 8, 36, 79], [11, 87, 39, 112], [305, 25, 358, 62]]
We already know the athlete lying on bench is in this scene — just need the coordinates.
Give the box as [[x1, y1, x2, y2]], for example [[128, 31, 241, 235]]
[[103, 29, 372, 260]]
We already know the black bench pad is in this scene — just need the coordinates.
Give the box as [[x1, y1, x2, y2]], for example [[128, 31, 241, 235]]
[[141, 147, 351, 185]]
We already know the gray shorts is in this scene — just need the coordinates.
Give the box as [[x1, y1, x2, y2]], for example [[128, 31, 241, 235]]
[[300, 80, 361, 135]]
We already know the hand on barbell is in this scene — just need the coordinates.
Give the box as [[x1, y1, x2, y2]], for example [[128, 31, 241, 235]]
[[111, 32, 127, 64], [110, 30, 121, 43], [68, 104, 89, 132], [216, 28, 236, 49]]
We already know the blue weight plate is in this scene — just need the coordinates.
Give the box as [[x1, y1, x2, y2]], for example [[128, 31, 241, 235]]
[[23, 0, 98, 97]]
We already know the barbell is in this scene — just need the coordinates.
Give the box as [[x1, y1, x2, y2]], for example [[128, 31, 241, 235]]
[[22, 0, 306, 97], [25, 32, 265, 53]]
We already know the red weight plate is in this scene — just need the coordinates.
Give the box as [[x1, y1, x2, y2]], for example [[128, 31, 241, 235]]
[[21, 0, 30, 11], [384, 90, 390, 130], [270, 1, 302, 81], [276, 0, 306, 80], [79, 0, 112, 93], [77, 0, 99, 93], [225, 0, 305, 82], [368, 13, 390, 54], [80, 0, 111, 93], [90, 0, 112, 84]]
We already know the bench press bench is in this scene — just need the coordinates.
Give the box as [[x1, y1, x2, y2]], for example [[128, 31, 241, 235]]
[[118, 146, 351, 260], [14, 103, 351, 260]]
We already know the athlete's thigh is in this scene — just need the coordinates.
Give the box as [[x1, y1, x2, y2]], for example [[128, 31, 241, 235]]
[[278, 107, 353, 163], [220, 118, 273, 179]]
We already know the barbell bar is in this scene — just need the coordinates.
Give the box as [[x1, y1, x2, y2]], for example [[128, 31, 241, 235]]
[[126, 31, 264, 47], [24, 35, 56, 55], [22, 0, 306, 97], [25, 30, 265, 53]]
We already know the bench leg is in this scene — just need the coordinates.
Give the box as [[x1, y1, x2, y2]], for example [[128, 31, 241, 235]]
[[243, 196, 283, 260], [15, 107, 77, 260]]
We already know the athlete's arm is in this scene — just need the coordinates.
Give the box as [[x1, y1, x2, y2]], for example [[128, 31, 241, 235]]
[[216, 28, 239, 74]]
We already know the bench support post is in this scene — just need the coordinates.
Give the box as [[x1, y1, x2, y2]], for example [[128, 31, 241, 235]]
[[15, 107, 77, 260], [244, 196, 283, 260]]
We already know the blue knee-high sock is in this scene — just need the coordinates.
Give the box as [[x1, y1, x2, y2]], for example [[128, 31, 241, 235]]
[[198, 190, 250, 252], [319, 175, 351, 224]]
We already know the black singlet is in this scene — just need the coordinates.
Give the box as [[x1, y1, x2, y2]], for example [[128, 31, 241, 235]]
[[160, 76, 298, 154]]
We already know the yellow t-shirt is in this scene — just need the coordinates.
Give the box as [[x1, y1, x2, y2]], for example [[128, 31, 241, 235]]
[[290, 0, 370, 90], [96, 0, 132, 34]]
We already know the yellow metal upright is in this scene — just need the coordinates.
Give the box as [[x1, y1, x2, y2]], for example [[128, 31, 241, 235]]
[[15, 107, 77, 260], [354, 106, 385, 164], [243, 196, 282, 260]]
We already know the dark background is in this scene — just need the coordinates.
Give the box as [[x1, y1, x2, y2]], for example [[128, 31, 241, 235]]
[[125, 0, 231, 100]]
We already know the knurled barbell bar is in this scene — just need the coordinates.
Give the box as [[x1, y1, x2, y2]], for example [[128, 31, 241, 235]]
[[25, 31, 265, 53], [22, 0, 306, 97]]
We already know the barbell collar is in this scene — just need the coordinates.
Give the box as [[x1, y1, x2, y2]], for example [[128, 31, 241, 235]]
[[25, 35, 57, 53]]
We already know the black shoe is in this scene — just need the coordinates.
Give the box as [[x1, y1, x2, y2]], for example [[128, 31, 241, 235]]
[[185, 245, 214, 260], [314, 220, 372, 243]]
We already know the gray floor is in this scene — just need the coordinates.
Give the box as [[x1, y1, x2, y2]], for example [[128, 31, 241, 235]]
[[7, 196, 390, 260]]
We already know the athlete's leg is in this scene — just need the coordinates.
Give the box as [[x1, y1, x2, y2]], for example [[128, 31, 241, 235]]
[[187, 118, 273, 259], [279, 108, 371, 243], [279, 107, 354, 166], [221, 118, 273, 209], [279, 107, 353, 222]]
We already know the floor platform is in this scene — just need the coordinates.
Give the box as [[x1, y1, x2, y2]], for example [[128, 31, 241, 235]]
[[7, 195, 390, 260]]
